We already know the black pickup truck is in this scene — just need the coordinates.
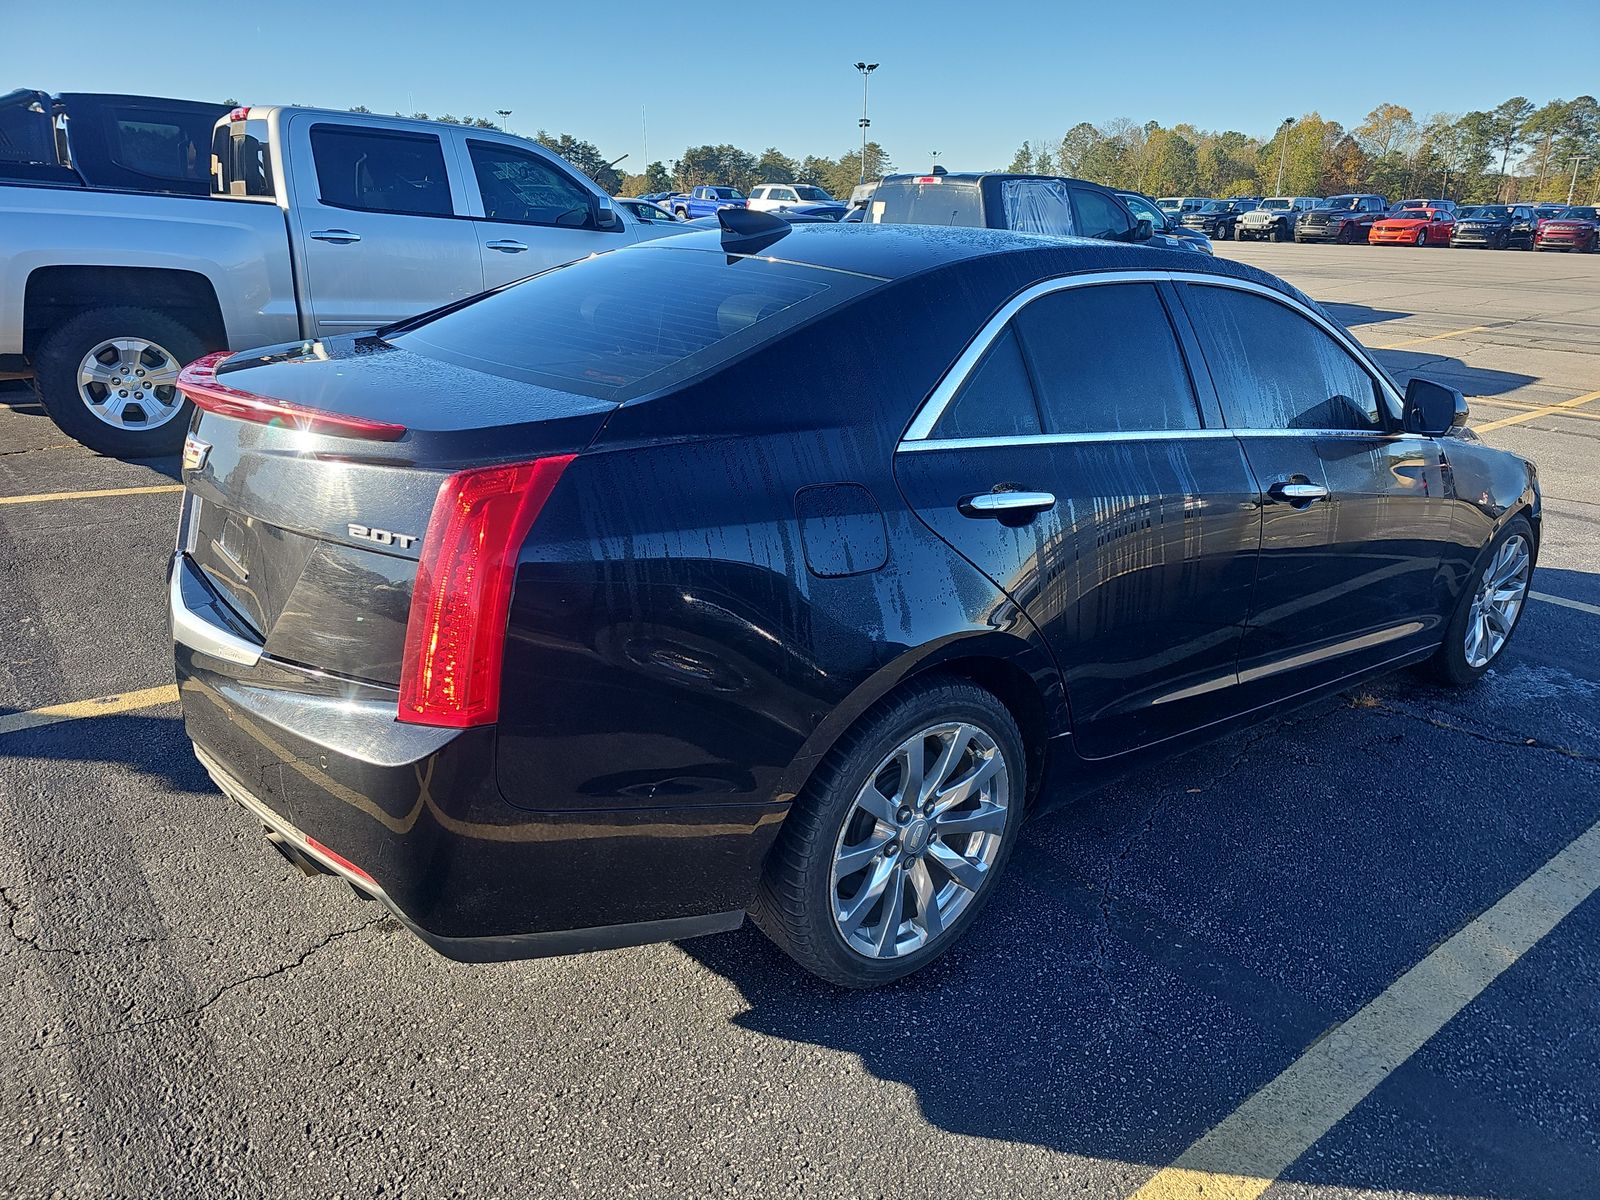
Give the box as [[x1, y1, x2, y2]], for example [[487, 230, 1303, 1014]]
[[1294, 194, 1391, 244], [0, 89, 227, 194]]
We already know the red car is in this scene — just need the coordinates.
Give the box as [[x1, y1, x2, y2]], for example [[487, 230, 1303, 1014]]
[[1368, 207, 1454, 246], [1533, 206, 1599, 252]]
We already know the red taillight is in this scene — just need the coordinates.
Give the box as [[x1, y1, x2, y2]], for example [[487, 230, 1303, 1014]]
[[178, 352, 406, 441], [397, 456, 575, 727], [229, 106, 251, 122]]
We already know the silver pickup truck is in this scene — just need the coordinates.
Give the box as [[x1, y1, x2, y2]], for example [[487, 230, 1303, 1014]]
[[1, 104, 679, 456]]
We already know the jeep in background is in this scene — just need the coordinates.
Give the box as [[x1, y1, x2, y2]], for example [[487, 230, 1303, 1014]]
[[1295, 194, 1390, 243], [1180, 197, 1260, 241], [1237, 197, 1321, 242]]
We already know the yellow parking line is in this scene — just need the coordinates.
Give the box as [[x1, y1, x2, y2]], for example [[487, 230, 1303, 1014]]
[[0, 684, 179, 736], [1531, 591, 1600, 618], [1475, 389, 1600, 434], [1127, 809, 1600, 1200], [0, 483, 183, 507], [1471, 396, 1600, 422], [1367, 324, 1489, 351]]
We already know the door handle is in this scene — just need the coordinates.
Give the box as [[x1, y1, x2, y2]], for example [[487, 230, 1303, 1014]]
[[485, 239, 529, 253], [309, 229, 361, 244], [959, 490, 1057, 523], [1267, 480, 1330, 504]]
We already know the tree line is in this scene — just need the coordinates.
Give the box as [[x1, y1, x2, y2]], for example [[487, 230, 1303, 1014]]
[[356, 97, 1597, 205], [1008, 97, 1600, 204]]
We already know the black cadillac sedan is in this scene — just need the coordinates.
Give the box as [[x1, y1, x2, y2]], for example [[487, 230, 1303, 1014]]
[[170, 213, 1540, 988]]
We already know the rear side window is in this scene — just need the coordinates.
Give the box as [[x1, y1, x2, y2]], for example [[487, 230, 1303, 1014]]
[[389, 246, 876, 401], [930, 326, 1042, 440], [1000, 179, 1076, 236], [310, 125, 452, 217], [1069, 187, 1133, 240], [871, 179, 983, 227], [1014, 283, 1201, 433], [467, 140, 593, 227], [1182, 285, 1383, 432]]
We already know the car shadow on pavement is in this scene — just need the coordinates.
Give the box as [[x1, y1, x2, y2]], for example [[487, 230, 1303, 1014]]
[[682, 593, 1600, 1194], [1323, 301, 1413, 329], [0, 712, 213, 795], [1370, 350, 1534, 398]]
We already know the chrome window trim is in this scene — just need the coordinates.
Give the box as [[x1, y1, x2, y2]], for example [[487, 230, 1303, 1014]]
[[900, 270, 1404, 447]]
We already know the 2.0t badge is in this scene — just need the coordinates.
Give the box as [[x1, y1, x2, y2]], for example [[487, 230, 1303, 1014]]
[[347, 523, 418, 550]]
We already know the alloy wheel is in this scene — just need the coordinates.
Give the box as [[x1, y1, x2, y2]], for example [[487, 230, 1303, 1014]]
[[829, 721, 1010, 960], [1465, 533, 1531, 669], [76, 337, 185, 431]]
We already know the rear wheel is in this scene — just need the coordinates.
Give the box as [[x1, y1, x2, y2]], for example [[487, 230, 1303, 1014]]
[[32, 306, 208, 458], [1423, 516, 1534, 687], [754, 678, 1025, 988]]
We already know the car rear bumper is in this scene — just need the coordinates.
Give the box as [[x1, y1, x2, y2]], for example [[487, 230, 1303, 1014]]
[[171, 552, 782, 960]]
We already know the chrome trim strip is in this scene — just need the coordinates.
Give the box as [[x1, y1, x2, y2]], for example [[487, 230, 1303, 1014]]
[[964, 490, 1056, 514], [170, 554, 264, 668], [900, 269, 1404, 447], [897, 429, 1235, 451]]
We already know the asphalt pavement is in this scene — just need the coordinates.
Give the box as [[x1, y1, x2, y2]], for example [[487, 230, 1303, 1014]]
[[2, 240, 1598, 1199]]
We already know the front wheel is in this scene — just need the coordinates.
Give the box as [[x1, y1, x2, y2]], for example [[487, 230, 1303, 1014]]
[[754, 678, 1025, 987], [1416, 228, 1428, 246], [1423, 516, 1535, 687], [32, 306, 209, 458]]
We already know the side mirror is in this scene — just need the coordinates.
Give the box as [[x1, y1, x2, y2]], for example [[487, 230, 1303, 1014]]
[[591, 196, 624, 232], [1133, 217, 1153, 241], [1403, 377, 1468, 436]]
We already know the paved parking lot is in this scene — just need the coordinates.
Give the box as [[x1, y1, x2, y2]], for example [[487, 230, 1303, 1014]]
[[3, 242, 1598, 1199]]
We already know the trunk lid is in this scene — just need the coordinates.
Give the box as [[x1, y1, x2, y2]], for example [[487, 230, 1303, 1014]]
[[182, 339, 615, 686]]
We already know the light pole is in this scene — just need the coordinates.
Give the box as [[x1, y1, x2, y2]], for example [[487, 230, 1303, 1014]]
[[496, 109, 513, 133], [1274, 116, 1295, 195], [1568, 155, 1587, 205], [854, 62, 878, 184]]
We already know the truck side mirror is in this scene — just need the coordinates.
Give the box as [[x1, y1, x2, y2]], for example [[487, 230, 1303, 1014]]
[[591, 196, 623, 232], [1133, 217, 1153, 241]]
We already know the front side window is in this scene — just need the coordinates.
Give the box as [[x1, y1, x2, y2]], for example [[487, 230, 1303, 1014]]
[[467, 140, 594, 227], [1014, 283, 1201, 434], [1069, 187, 1133, 240], [793, 185, 833, 201], [1183, 285, 1384, 432], [930, 325, 1042, 440], [1121, 193, 1166, 227], [310, 125, 452, 216]]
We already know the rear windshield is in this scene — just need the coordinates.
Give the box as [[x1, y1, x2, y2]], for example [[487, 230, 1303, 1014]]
[[872, 179, 984, 227], [387, 245, 877, 401]]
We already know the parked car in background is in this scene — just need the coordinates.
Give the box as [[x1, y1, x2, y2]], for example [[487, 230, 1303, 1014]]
[[169, 215, 1540, 988], [1116, 190, 1215, 254], [1450, 205, 1538, 250], [1, 104, 681, 456], [748, 183, 845, 218], [1180, 198, 1257, 241], [663, 185, 746, 219], [1368, 207, 1454, 246], [1532, 203, 1569, 222], [1295, 194, 1390, 243], [0, 88, 226, 195], [867, 173, 1165, 250], [1532, 206, 1598, 252], [1393, 198, 1458, 215], [1156, 196, 1210, 216], [849, 180, 879, 209], [1237, 197, 1321, 242], [614, 197, 684, 226]]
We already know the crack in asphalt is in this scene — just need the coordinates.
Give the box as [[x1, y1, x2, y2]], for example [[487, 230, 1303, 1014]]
[[1, 883, 172, 958], [19, 915, 388, 1052], [1374, 700, 1600, 766]]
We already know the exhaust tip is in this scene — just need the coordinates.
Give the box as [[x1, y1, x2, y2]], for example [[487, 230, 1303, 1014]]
[[264, 828, 331, 878]]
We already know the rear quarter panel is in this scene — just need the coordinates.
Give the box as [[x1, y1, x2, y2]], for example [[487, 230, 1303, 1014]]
[[0, 185, 299, 355], [492, 268, 1068, 817]]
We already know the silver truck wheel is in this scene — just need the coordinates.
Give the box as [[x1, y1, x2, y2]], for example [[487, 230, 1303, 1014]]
[[76, 337, 186, 432]]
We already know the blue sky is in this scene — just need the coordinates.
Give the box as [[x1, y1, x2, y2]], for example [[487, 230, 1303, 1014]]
[[7, 1, 1594, 172]]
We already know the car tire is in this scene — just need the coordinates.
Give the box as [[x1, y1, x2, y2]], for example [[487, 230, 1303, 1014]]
[[753, 676, 1026, 988], [1416, 228, 1427, 246], [31, 306, 209, 458], [1421, 515, 1535, 688]]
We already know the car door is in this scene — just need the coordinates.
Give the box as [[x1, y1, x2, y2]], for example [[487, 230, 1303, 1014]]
[[1174, 280, 1454, 703], [286, 118, 483, 336], [894, 277, 1262, 759], [457, 135, 633, 288]]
